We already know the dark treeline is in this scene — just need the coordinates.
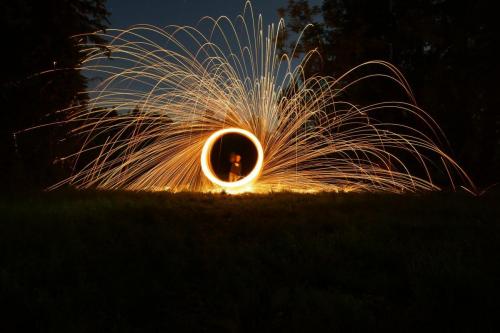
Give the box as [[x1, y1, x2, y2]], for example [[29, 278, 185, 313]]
[[0, 0, 109, 189], [1, 0, 497, 190], [278, 0, 498, 188]]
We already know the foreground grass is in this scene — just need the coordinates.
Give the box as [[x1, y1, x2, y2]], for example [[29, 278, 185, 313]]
[[1, 191, 499, 332]]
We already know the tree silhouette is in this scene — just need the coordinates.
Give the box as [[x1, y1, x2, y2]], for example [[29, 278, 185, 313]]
[[1, 0, 110, 189], [279, 0, 498, 187]]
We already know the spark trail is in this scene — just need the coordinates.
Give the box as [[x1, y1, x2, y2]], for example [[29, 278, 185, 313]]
[[48, 2, 474, 193]]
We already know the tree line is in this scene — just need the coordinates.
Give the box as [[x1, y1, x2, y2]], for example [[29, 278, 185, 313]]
[[1, 0, 497, 190], [278, 0, 498, 187], [1, 0, 109, 189]]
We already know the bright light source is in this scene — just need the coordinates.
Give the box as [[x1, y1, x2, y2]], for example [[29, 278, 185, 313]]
[[201, 128, 264, 189]]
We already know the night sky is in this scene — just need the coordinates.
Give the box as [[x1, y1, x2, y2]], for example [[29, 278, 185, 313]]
[[107, 0, 321, 28]]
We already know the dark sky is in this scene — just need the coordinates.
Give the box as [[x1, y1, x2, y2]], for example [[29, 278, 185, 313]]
[[107, 0, 321, 28]]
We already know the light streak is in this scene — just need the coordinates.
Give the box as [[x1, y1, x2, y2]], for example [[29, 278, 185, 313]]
[[43, 1, 475, 194], [200, 128, 264, 190]]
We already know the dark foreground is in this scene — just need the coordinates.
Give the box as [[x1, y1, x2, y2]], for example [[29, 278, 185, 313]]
[[1, 191, 499, 332]]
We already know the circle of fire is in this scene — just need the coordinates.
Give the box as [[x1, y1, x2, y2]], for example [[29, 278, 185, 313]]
[[39, 2, 476, 194], [201, 128, 264, 189]]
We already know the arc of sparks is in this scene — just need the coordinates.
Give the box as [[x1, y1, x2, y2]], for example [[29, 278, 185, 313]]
[[39, 1, 474, 194]]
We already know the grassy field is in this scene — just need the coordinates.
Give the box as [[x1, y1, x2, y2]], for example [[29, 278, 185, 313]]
[[1, 190, 499, 332]]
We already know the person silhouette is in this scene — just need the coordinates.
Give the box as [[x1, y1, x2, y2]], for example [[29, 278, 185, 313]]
[[228, 154, 242, 181]]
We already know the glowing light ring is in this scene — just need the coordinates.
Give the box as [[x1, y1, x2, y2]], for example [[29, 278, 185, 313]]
[[201, 128, 264, 189], [39, 5, 476, 194]]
